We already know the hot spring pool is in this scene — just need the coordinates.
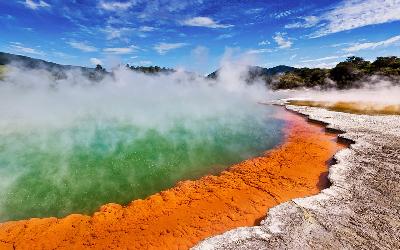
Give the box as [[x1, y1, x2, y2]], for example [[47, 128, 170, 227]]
[[0, 66, 285, 222], [0, 106, 284, 222]]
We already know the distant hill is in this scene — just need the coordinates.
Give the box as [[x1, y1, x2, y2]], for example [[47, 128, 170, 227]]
[[0, 52, 175, 81], [249, 65, 297, 76], [0, 52, 91, 71], [207, 65, 296, 80], [0, 52, 107, 81], [3, 52, 398, 90]]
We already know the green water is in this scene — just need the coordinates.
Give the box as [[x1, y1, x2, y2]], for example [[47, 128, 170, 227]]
[[0, 107, 283, 222]]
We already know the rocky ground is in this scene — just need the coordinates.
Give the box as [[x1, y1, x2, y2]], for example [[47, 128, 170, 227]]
[[194, 105, 400, 250]]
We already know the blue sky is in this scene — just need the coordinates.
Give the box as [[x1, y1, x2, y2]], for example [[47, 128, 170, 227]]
[[0, 0, 399, 74]]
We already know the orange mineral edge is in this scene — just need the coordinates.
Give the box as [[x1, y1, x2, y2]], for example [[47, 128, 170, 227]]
[[0, 108, 345, 250]]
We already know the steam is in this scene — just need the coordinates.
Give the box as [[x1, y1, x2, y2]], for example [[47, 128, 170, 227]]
[[0, 58, 282, 221], [0, 64, 269, 129], [281, 75, 400, 105]]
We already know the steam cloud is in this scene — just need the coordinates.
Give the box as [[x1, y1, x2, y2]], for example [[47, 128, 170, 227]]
[[271, 74, 399, 106], [0, 62, 269, 129], [0, 58, 282, 221]]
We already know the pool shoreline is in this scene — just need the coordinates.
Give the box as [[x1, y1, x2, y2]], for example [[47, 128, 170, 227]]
[[0, 107, 345, 249], [195, 104, 400, 249]]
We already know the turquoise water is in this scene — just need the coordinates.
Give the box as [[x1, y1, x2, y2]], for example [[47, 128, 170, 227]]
[[0, 102, 283, 222]]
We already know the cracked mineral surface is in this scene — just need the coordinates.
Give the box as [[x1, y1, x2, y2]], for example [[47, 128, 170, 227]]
[[194, 105, 400, 250]]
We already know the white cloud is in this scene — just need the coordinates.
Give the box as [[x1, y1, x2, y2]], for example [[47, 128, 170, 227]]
[[99, 1, 134, 11], [301, 56, 341, 63], [24, 0, 50, 10], [138, 60, 152, 65], [103, 27, 121, 40], [182, 17, 233, 29], [52, 51, 73, 58], [130, 60, 151, 66], [311, 0, 400, 37], [90, 58, 103, 65], [0, 14, 14, 20], [329, 42, 353, 48], [245, 8, 263, 15], [103, 26, 134, 40], [273, 33, 292, 49], [103, 45, 139, 54], [153, 42, 188, 55], [301, 54, 353, 63], [246, 48, 273, 54], [103, 26, 154, 40], [9, 42, 45, 56], [216, 33, 234, 40], [52, 51, 65, 57], [68, 41, 98, 52], [139, 26, 156, 32], [258, 40, 270, 46], [343, 35, 400, 52], [290, 54, 297, 60], [273, 10, 293, 19], [136, 26, 157, 38], [285, 16, 319, 29], [299, 61, 340, 69]]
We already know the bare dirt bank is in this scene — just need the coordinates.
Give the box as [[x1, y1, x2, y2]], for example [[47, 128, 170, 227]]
[[0, 109, 344, 250]]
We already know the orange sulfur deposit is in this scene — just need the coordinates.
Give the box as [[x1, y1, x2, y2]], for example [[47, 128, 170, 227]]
[[0, 109, 345, 250]]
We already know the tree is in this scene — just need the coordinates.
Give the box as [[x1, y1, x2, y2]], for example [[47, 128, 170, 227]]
[[345, 56, 371, 71], [372, 56, 400, 68], [346, 56, 364, 64], [330, 62, 362, 89], [127, 65, 175, 74], [95, 64, 105, 72], [292, 68, 329, 88], [371, 56, 400, 76], [274, 72, 305, 89]]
